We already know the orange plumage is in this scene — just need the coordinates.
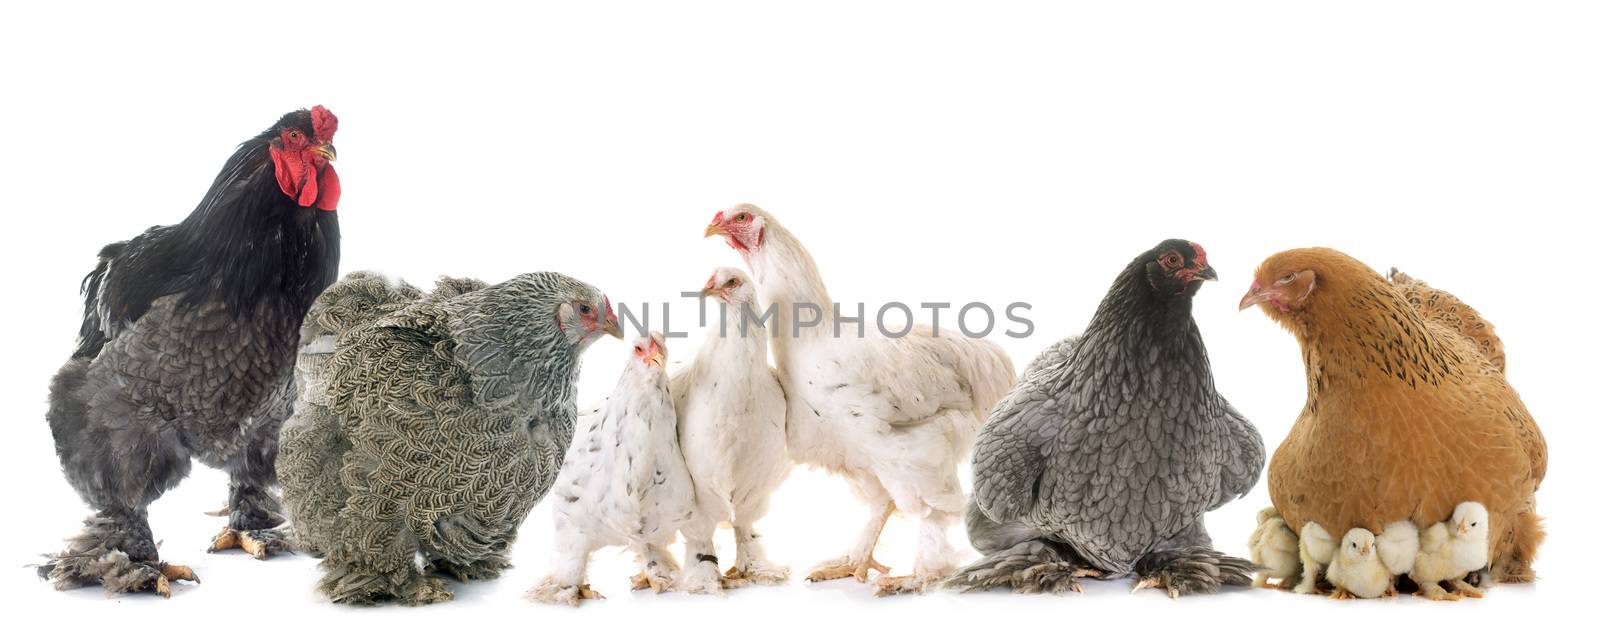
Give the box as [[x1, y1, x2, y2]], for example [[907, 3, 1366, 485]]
[[1241, 247, 1546, 583]]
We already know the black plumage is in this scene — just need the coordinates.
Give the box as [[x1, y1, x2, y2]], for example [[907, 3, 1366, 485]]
[[951, 239, 1264, 597], [39, 107, 341, 596]]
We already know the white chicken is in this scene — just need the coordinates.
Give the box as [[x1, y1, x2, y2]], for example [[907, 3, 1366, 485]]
[[1294, 521, 1335, 594], [674, 267, 793, 593], [1410, 501, 1491, 601], [1326, 528, 1389, 599], [1247, 507, 1300, 589], [1376, 519, 1419, 596], [529, 333, 698, 607], [706, 204, 1015, 595]]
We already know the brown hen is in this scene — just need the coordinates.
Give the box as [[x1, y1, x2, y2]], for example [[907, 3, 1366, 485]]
[[1240, 247, 1545, 583]]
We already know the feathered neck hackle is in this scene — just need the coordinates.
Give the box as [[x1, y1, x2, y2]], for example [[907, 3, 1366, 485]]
[[743, 219, 834, 353], [1072, 254, 1217, 403], [446, 272, 588, 419], [164, 119, 340, 316], [1267, 251, 1465, 398]]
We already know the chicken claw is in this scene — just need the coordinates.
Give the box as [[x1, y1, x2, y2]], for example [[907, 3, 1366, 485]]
[[630, 571, 672, 593], [207, 526, 291, 560], [1450, 579, 1484, 599], [805, 555, 890, 583], [529, 578, 606, 607]]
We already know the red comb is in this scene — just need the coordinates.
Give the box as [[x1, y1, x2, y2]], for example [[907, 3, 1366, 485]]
[[311, 105, 338, 144], [1189, 241, 1208, 265]]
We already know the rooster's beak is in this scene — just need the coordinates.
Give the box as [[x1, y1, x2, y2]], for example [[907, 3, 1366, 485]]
[[312, 143, 337, 162]]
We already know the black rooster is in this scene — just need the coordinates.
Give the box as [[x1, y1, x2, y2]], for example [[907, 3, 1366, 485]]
[[39, 106, 342, 596]]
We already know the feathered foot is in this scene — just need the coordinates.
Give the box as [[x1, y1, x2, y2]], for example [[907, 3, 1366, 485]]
[[805, 554, 890, 583], [1450, 578, 1485, 598], [1131, 546, 1255, 598], [38, 514, 199, 597], [528, 577, 605, 607], [208, 526, 292, 560], [1415, 582, 1462, 602], [944, 540, 1099, 594], [629, 570, 673, 593], [427, 556, 510, 582], [874, 571, 966, 597], [317, 564, 453, 606], [722, 560, 791, 588]]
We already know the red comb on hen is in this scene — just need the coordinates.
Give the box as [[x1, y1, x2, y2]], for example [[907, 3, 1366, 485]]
[[1189, 241, 1208, 266], [311, 105, 338, 144]]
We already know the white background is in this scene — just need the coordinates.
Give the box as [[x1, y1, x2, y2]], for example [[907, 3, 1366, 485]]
[[1, 1, 1595, 628]]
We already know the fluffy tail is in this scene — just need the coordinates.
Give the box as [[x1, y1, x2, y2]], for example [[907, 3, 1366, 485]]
[[71, 242, 126, 359], [1388, 268, 1506, 372]]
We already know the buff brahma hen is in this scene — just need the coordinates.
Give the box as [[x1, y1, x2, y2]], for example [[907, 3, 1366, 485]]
[[706, 204, 1014, 595], [276, 272, 620, 605], [1241, 247, 1546, 585]]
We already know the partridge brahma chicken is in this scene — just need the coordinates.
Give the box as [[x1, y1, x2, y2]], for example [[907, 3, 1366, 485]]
[[1241, 247, 1546, 585]]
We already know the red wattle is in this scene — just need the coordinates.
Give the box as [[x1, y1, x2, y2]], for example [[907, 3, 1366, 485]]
[[315, 163, 340, 211]]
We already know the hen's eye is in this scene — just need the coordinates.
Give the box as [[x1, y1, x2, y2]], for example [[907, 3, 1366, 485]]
[[1276, 273, 1296, 285], [726, 278, 741, 287], [735, 213, 750, 222], [579, 304, 591, 315], [633, 346, 644, 356]]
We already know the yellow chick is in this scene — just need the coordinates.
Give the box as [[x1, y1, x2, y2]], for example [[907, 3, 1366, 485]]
[[1326, 528, 1390, 599], [1294, 521, 1335, 594], [1375, 520, 1419, 596], [1410, 501, 1491, 601], [1248, 507, 1301, 589]]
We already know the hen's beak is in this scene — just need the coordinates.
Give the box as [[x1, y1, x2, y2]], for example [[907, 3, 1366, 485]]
[[312, 143, 337, 162], [699, 285, 723, 301], [1239, 281, 1267, 311], [601, 314, 623, 339], [704, 221, 725, 238], [1195, 265, 1218, 282], [645, 340, 666, 368]]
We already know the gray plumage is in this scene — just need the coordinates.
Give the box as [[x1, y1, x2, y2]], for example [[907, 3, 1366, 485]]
[[951, 239, 1264, 597], [38, 108, 341, 596], [276, 271, 617, 605]]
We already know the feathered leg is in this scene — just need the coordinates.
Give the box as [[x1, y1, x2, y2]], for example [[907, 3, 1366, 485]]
[[1131, 521, 1254, 598], [726, 523, 789, 586], [316, 516, 450, 605], [678, 517, 724, 594], [529, 532, 603, 607], [945, 502, 1099, 594], [39, 360, 198, 597], [628, 542, 679, 593], [875, 509, 962, 596], [209, 400, 293, 560]]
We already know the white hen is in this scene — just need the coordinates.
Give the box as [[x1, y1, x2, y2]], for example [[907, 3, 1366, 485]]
[[530, 333, 697, 607], [1326, 528, 1389, 599], [1411, 501, 1491, 601], [706, 204, 1015, 595], [674, 268, 793, 593]]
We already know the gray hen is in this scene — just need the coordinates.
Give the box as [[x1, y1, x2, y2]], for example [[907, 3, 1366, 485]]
[[276, 271, 620, 605], [951, 239, 1264, 597]]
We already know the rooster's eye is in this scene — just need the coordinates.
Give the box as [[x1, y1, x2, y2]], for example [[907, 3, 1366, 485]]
[[1277, 273, 1296, 285]]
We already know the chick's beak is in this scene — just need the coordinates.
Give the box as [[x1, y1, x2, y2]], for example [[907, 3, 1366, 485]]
[[312, 143, 337, 162]]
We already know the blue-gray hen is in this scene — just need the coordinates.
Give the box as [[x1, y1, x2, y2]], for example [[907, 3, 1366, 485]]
[[276, 271, 620, 605], [951, 239, 1263, 597]]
